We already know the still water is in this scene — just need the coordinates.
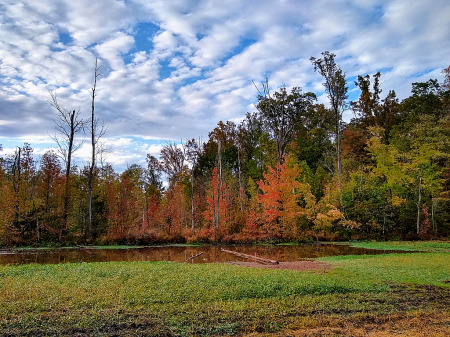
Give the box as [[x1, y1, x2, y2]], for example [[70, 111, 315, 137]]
[[0, 244, 402, 265]]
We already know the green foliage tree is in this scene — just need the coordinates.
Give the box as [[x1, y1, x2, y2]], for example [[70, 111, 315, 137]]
[[255, 80, 316, 164], [310, 52, 348, 200]]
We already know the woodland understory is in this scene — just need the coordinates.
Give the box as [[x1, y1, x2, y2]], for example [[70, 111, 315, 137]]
[[1, 52, 450, 246]]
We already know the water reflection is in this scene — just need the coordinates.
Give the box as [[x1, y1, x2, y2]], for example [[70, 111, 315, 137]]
[[0, 244, 404, 266]]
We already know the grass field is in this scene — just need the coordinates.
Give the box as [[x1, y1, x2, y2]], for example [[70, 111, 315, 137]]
[[348, 240, 450, 252], [1, 245, 450, 336]]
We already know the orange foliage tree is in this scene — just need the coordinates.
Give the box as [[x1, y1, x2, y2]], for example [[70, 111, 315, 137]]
[[163, 182, 187, 236], [257, 155, 315, 237], [0, 165, 15, 244], [38, 151, 64, 239]]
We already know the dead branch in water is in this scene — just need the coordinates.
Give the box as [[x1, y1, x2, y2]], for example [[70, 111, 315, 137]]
[[221, 248, 279, 265], [184, 252, 203, 263]]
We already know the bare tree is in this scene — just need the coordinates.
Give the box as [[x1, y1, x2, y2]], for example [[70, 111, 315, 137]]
[[88, 58, 107, 238], [48, 92, 85, 241]]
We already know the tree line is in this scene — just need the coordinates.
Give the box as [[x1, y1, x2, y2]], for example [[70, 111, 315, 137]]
[[1, 52, 450, 245]]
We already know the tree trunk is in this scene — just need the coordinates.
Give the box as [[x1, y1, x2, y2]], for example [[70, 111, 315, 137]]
[[13, 147, 21, 230], [432, 198, 438, 233], [36, 217, 39, 241], [417, 176, 421, 234], [61, 110, 75, 242], [88, 58, 99, 239], [237, 147, 243, 213], [337, 118, 342, 208], [216, 139, 222, 232], [142, 204, 145, 232], [191, 169, 195, 234]]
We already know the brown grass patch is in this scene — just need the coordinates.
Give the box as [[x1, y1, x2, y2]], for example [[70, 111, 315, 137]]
[[243, 311, 450, 336]]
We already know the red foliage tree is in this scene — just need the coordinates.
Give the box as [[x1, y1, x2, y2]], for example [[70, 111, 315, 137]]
[[257, 155, 315, 237]]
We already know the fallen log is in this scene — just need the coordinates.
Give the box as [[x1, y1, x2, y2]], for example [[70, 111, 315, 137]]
[[184, 252, 203, 263], [221, 248, 279, 265]]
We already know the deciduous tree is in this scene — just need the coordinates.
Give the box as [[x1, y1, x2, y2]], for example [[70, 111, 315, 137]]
[[204, 167, 229, 237], [88, 58, 107, 239], [310, 52, 348, 203], [255, 80, 315, 164], [257, 155, 315, 237], [48, 92, 85, 241]]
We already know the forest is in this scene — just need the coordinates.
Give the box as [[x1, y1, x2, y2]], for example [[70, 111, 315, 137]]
[[1, 52, 450, 246]]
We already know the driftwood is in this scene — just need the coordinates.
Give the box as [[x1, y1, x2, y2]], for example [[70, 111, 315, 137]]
[[221, 248, 279, 265], [184, 252, 203, 263]]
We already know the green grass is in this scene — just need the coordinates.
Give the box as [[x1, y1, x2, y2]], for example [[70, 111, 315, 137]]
[[321, 252, 450, 286], [1, 251, 450, 335], [349, 240, 450, 252]]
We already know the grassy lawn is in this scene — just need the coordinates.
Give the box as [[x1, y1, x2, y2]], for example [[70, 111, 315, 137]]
[[349, 240, 450, 252], [0, 250, 450, 335]]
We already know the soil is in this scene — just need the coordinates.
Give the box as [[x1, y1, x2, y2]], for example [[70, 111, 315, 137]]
[[0, 314, 175, 337], [226, 259, 332, 271], [243, 311, 450, 336], [242, 283, 450, 336]]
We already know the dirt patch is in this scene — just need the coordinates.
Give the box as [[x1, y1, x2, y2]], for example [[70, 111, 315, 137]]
[[241, 284, 450, 336], [0, 313, 175, 337], [226, 260, 332, 271], [243, 311, 450, 336]]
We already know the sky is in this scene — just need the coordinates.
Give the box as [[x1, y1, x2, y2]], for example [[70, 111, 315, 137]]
[[0, 0, 449, 172]]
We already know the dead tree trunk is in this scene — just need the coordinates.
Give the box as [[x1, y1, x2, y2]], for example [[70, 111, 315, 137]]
[[221, 249, 279, 265], [88, 58, 100, 239], [191, 168, 195, 234], [184, 252, 203, 263], [49, 91, 85, 242]]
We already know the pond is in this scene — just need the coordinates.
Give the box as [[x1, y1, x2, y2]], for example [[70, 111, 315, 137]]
[[0, 244, 406, 265]]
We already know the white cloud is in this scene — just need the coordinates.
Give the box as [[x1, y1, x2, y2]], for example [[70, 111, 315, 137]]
[[0, 0, 449, 171], [95, 33, 135, 70]]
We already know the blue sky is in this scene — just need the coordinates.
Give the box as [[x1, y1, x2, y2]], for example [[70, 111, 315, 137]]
[[0, 0, 449, 172]]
